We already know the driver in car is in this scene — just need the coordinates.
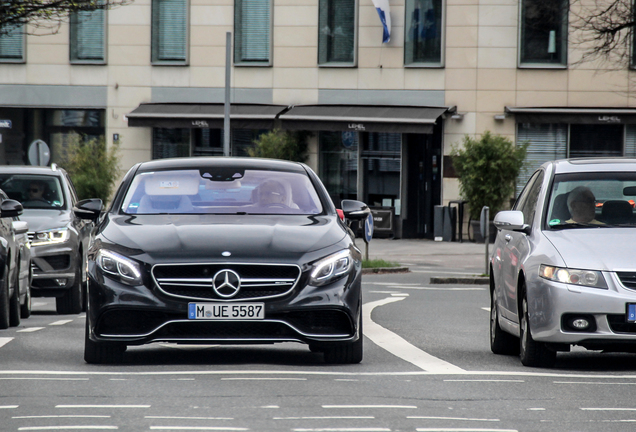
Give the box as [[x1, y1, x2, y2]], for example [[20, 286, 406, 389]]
[[27, 181, 47, 202], [567, 186, 603, 225], [257, 180, 287, 206]]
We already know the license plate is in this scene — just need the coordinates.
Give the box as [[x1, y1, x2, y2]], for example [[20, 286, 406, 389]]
[[188, 303, 265, 320], [628, 304, 636, 323]]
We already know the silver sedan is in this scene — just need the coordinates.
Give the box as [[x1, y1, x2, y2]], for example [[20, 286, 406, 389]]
[[490, 158, 636, 367]]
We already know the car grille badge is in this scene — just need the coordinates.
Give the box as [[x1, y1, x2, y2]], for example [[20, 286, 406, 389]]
[[212, 269, 241, 298]]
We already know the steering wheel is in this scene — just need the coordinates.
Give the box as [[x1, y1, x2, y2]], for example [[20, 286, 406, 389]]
[[264, 202, 290, 209]]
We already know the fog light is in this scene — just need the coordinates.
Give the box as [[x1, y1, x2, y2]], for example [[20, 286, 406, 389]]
[[571, 318, 590, 330], [54, 278, 67, 286]]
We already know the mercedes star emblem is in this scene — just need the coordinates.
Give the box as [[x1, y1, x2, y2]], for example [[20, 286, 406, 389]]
[[212, 269, 241, 298]]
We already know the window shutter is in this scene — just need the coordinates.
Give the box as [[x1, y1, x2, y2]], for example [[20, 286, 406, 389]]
[[72, 9, 105, 61], [516, 123, 567, 196], [153, 0, 187, 62], [0, 26, 24, 60], [235, 0, 270, 63]]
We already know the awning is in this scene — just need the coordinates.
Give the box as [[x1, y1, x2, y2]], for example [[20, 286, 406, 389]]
[[127, 103, 289, 129], [279, 105, 450, 134], [505, 107, 636, 125]]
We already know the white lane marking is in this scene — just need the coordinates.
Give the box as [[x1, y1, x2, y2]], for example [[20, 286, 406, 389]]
[[444, 379, 524, 383], [261, 406, 279, 409], [0, 378, 88, 381], [392, 286, 485, 291], [481, 308, 490, 312], [0, 405, 18, 409], [56, 405, 150, 409], [17, 327, 45, 333], [581, 408, 636, 411], [416, 429, 517, 432], [149, 428, 247, 431], [294, 429, 389, 432], [275, 417, 374, 420], [526, 408, 545, 411], [0, 337, 13, 348], [364, 297, 465, 374], [323, 405, 417, 409], [391, 293, 409, 297], [407, 416, 499, 422], [221, 377, 306, 381], [32, 302, 47, 307], [49, 320, 73, 326], [14, 416, 111, 419], [18, 427, 118, 431], [146, 417, 233, 420]]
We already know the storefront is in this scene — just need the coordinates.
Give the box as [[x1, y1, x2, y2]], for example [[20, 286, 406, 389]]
[[127, 102, 451, 239]]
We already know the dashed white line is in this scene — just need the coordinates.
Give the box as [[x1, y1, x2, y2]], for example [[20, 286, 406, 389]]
[[149, 428, 247, 431], [17, 327, 45, 333], [556, 382, 636, 385], [415, 429, 517, 432], [323, 405, 417, 409], [18, 427, 118, 431], [14, 416, 110, 419], [49, 320, 73, 326], [581, 408, 636, 411], [221, 377, 306, 381], [146, 416, 233, 420], [56, 405, 150, 409], [0, 378, 88, 381], [407, 416, 499, 422], [0, 405, 18, 409], [294, 429, 390, 432], [0, 337, 13, 348], [444, 380, 524, 383], [275, 417, 375, 420]]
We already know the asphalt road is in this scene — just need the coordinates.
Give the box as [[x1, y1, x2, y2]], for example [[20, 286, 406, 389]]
[[2, 271, 636, 431]]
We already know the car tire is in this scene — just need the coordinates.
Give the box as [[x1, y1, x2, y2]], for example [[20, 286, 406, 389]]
[[490, 280, 519, 355], [20, 266, 32, 319], [519, 293, 556, 368], [0, 266, 10, 330], [324, 310, 363, 364], [9, 265, 20, 327], [56, 257, 83, 315], [84, 318, 126, 364]]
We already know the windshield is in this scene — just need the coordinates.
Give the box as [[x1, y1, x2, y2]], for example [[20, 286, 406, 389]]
[[546, 172, 636, 229], [121, 168, 324, 215], [0, 174, 66, 210]]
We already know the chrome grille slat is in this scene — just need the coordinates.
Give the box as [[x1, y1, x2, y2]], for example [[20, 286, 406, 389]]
[[152, 263, 301, 301]]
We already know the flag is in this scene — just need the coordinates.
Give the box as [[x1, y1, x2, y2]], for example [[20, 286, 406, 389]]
[[371, 0, 391, 43]]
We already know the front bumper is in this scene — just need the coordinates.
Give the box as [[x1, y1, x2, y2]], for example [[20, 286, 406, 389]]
[[529, 271, 636, 347], [86, 264, 362, 347], [30, 243, 79, 297]]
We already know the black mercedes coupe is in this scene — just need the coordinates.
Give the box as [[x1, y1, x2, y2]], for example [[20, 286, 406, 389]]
[[75, 157, 370, 364]]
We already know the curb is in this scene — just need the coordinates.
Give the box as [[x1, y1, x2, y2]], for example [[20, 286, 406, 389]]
[[362, 267, 410, 275], [430, 276, 489, 285]]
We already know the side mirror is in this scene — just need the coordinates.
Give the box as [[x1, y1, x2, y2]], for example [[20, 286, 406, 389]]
[[341, 199, 370, 221], [493, 210, 530, 234], [12, 220, 28, 235], [74, 198, 104, 221], [1, 199, 23, 218]]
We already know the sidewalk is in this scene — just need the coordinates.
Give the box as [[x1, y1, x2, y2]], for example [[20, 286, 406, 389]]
[[360, 238, 491, 283]]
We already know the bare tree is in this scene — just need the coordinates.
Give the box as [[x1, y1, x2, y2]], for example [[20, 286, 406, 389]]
[[0, 0, 131, 36], [570, 0, 635, 67]]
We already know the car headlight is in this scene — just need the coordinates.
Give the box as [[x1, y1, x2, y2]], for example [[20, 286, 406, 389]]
[[96, 250, 143, 286], [31, 228, 70, 246], [309, 249, 354, 286], [540, 265, 608, 289]]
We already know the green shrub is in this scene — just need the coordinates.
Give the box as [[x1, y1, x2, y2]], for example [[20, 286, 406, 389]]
[[247, 129, 308, 162], [451, 131, 527, 220], [59, 134, 121, 203]]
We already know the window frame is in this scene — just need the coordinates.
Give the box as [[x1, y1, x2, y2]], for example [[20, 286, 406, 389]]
[[0, 24, 26, 64], [151, 0, 190, 66], [69, 7, 108, 65], [517, 0, 568, 69], [403, 0, 446, 68], [317, 0, 359, 68], [233, 0, 273, 67]]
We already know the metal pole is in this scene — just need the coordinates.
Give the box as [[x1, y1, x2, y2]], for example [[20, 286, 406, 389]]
[[223, 32, 231, 156]]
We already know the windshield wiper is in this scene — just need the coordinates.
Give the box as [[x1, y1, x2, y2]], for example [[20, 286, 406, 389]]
[[549, 222, 610, 230]]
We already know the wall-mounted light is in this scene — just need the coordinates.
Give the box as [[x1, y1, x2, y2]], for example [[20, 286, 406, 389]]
[[451, 113, 464, 120], [494, 114, 506, 121]]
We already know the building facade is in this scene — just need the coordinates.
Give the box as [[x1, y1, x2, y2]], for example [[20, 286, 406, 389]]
[[1, 0, 636, 238]]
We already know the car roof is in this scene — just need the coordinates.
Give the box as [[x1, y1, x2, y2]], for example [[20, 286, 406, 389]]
[[135, 157, 308, 173], [0, 165, 66, 177], [548, 158, 636, 174]]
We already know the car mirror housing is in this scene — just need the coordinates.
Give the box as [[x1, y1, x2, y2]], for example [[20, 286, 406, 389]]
[[493, 210, 530, 233], [74, 198, 104, 221], [341, 199, 370, 221], [11, 220, 29, 235], [1, 199, 23, 218]]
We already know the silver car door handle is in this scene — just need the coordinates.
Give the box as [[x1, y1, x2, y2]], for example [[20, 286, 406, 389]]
[[504, 234, 512, 242]]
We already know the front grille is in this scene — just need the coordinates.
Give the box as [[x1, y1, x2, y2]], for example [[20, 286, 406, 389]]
[[155, 321, 297, 340], [32, 255, 71, 271], [608, 314, 636, 334], [152, 263, 301, 301], [617, 272, 636, 289], [96, 310, 180, 336]]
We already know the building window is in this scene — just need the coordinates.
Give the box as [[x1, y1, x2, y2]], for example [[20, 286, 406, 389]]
[[0, 25, 25, 63], [234, 0, 272, 65], [319, 132, 359, 205], [361, 133, 401, 207], [318, 0, 356, 66], [519, 0, 568, 67], [404, 0, 443, 66], [152, 0, 188, 64], [70, 8, 106, 63], [516, 123, 567, 196]]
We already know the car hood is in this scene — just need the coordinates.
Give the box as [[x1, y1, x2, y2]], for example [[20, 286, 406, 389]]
[[21, 209, 71, 232], [543, 228, 636, 271], [99, 214, 348, 261]]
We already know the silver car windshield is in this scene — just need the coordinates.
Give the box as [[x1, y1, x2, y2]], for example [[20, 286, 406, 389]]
[[547, 172, 636, 229], [121, 168, 324, 215]]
